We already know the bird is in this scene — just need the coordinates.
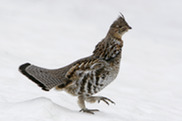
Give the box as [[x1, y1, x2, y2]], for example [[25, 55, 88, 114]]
[[19, 14, 131, 114]]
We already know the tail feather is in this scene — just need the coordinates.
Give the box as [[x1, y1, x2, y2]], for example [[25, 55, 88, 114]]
[[19, 63, 62, 91]]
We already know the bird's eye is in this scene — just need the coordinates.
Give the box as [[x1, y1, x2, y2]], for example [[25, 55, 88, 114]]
[[116, 25, 122, 28]]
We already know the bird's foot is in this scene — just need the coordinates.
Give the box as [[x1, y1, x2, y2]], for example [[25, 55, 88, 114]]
[[97, 96, 115, 105], [79, 108, 99, 114]]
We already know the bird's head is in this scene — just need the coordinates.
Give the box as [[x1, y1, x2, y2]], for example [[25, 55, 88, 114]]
[[109, 13, 132, 38]]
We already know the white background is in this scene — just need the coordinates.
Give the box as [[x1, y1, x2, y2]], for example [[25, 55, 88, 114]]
[[0, 0, 182, 121]]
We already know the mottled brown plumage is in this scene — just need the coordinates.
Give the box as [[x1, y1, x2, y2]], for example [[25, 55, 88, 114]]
[[19, 14, 131, 114]]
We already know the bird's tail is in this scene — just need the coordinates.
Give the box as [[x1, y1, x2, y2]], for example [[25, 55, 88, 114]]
[[19, 63, 64, 91]]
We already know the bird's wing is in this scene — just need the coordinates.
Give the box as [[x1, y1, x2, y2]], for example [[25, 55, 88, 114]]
[[65, 59, 109, 81]]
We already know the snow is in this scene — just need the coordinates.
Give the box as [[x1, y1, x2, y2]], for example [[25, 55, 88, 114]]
[[0, 0, 182, 120]]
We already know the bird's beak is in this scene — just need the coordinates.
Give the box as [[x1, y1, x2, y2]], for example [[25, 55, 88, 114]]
[[128, 26, 132, 29]]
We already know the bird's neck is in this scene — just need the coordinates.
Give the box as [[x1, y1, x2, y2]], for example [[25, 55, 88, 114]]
[[93, 34, 123, 61]]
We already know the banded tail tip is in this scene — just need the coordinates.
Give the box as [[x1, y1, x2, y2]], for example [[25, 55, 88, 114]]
[[19, 63, 49, 91], [19, 63, 31, 72]]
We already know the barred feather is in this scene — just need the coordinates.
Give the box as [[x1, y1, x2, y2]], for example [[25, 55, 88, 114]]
[[19, 63, 63, 91]]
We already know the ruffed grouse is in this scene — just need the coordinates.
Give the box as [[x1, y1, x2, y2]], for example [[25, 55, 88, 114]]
[[19, 14, 131, 114]]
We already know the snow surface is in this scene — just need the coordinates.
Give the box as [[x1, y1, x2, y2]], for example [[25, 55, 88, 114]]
[[0, 0, 182, 121]]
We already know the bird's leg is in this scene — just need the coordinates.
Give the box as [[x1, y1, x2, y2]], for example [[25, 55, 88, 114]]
[[78, 95, 99, 114], [85, 96, 115, 105]]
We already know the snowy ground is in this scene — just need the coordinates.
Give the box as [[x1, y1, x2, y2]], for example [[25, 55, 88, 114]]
[[0, 0, 182, 121]]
